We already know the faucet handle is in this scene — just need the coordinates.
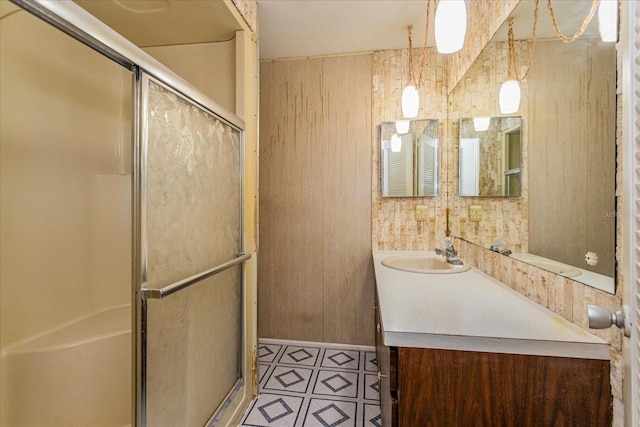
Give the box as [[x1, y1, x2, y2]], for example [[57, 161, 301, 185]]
[[440, 237, 453, 250]]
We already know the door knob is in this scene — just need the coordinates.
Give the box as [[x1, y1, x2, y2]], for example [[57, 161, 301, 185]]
[[587, 304, 631, 338]]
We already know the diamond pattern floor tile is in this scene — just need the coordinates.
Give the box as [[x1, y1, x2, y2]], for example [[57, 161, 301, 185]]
[[240, 340, 381, 427], [263, 366, 313, 394], [321, 349, 360, 370], [242, 393, 303, 427], [278, 345, 321, 366], [304, 399, 356, 427]]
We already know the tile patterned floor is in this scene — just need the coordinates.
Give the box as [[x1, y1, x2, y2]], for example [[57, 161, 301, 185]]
[[240, 339, 381, 427]]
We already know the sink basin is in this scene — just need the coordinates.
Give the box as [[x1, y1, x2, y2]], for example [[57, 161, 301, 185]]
[[509, 253, 581, 277], [381, 255, 471, 274]]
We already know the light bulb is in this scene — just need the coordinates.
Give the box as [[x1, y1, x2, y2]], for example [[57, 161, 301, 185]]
[[395, 120, 410, 134], [499, 79, 521, 114], [473, 117, 491, 132], [598, 0, 618, 43], [401, 84, 419, 118], [391, 133, 402, 152], [435, 0, 467, 54]]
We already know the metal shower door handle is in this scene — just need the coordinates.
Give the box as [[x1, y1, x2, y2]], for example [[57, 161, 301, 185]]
[[587, 304, 631, 338]]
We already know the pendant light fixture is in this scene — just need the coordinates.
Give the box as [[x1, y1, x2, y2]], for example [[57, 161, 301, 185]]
[[434, 0, 467, 54], [473, 117, 491, 132], [395, 120, 410, 134], [499, 0, 539, 115], [499, 18, 521, 114], [597, 0, 618, 42], [401, 80, 419, 119], [499, 78, 521, 115], [401, 0, 432, 119]]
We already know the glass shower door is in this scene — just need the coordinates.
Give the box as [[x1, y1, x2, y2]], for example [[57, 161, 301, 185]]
[[0, 3, 133, 426], [139, 76, 245, 426]]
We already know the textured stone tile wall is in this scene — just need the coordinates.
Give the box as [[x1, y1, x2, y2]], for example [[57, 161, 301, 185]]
[[233, 0, 257, 33], [446, 0, 520, 91], [447, 41, 529, 254], [372, 47, 448, 251]]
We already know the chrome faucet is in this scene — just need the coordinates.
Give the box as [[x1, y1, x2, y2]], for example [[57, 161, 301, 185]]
[[435, 238, 463, 265], [489, 238, 511, 255]]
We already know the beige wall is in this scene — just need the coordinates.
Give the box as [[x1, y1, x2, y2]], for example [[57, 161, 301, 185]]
[[144, 40, 237, 113], [259, 54, 374, 345]]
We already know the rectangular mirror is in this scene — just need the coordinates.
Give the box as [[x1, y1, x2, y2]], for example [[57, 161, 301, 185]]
[[380, 119, 439, 197], [447, 0, 616, 294], [459, 116, 522, 197]]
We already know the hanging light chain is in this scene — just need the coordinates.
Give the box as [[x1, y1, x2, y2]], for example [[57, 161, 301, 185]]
[[546, 0, 600, 43], [416, 0, 432, 87], [406, 0, 433, 88], [507, 18, 517, 80], [507, 0, 539, 82], [407, 25, 416, 85]]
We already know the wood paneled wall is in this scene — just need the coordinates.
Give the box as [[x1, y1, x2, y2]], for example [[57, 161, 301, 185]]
[[259, 54, 374, 345]]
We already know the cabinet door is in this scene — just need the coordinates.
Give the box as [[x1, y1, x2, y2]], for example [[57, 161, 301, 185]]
[[375, 294, 397, 426], [397, 347, 611, 426]]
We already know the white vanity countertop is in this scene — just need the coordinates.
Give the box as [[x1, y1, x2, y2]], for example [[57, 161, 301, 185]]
[[373, 250, 610, 360]]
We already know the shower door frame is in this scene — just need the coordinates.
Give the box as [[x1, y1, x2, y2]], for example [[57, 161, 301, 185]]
[[9, 1, 248, 426], [137, 72, 247, 426]]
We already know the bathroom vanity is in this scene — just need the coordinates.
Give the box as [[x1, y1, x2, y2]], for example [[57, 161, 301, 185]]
[[373, 250, 612, 426]]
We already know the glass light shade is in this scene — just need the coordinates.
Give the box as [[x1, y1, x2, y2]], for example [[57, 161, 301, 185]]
[[473, 117, 491, 132], [395, 120, 410, 134], [499, 79, 521, 114], [598, 0, 618, 42], [401, 84, 419, 118], [391, 133, 402, 152], [435, 0, 467, 54]]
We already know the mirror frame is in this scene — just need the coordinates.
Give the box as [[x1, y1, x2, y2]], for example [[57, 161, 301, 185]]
[[380, 119, 440, 198]]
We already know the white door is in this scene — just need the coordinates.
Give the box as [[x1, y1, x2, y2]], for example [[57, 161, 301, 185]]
[[624, 1, 639, 425]]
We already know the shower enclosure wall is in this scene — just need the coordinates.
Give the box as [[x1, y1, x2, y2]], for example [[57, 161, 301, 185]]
[[0, 1, 259, 425]]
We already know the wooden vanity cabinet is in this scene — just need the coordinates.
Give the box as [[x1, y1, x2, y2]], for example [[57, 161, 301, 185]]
[[374, 298, 397, 426], [373, 253, 613, 426], [374, 314, 612, 426]]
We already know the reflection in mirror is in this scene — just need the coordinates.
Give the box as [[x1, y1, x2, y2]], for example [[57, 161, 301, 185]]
[[447, 1, 616, 293], [459, 117, 522, 197], [381, 120, 439, 197]]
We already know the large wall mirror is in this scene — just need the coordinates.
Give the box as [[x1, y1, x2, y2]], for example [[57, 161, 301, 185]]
[[459, 116, 522, 197], [448, 0, 617, 293], [380, 119, 439, 197]]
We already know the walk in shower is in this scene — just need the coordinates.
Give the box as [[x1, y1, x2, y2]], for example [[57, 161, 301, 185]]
[[0, 1, 248, 425]]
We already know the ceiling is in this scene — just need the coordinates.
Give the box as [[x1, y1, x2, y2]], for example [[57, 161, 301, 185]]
[[258, 0, 601, 60], [74, 0, 242, 47], [72, 0, 602, 59]]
